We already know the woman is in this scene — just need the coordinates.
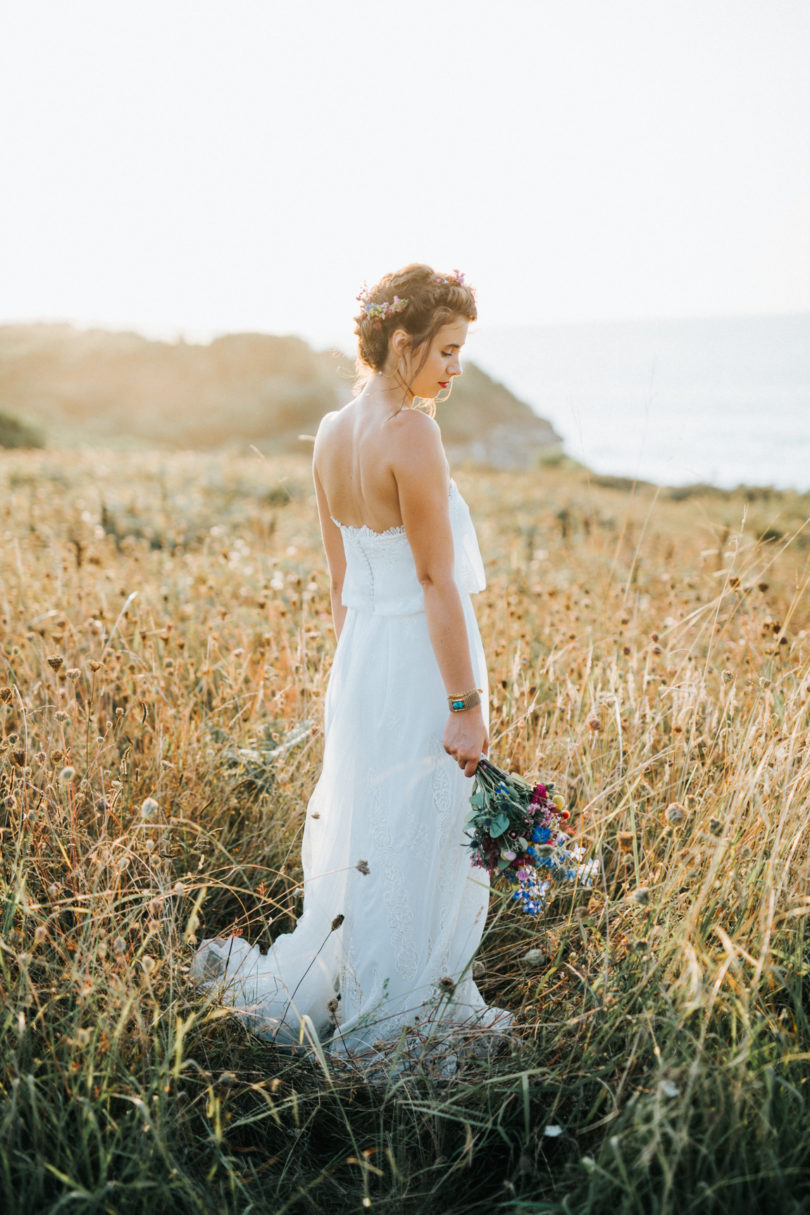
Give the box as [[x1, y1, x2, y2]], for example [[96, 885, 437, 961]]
[[192, 264, 512, 1072]]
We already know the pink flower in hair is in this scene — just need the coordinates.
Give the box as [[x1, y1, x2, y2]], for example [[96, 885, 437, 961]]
[[435, 269, 465, 286]]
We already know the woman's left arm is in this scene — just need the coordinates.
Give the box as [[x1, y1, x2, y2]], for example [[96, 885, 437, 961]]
[[313, 462, 347, 639]]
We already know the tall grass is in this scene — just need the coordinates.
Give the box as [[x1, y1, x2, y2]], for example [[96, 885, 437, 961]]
[[1, 450, 809, 1213]]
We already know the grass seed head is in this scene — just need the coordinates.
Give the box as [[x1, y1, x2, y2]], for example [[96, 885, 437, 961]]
[[522, 948, 548, 967], [665, 802, 687, 827]]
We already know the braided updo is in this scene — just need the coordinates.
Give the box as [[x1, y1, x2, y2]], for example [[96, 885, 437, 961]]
[[354, 263, 477, 381]]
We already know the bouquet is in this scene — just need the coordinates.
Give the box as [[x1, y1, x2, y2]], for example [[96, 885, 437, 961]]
[[465, 757, 598, 914]]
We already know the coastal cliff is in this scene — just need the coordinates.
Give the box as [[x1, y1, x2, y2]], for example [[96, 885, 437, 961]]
[[0, 323, 560, 466]]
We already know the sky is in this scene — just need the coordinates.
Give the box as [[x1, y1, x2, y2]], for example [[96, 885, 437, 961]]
[[2, 0, 809, 351]]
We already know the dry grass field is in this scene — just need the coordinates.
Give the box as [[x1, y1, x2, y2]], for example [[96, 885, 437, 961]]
[[1, 448, 809, 1214]]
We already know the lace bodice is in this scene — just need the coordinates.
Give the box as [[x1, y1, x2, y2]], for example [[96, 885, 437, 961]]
[[332, 481, 486, 616]]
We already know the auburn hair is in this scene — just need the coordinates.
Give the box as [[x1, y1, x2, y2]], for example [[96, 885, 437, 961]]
[[353, 263, 476, 392]]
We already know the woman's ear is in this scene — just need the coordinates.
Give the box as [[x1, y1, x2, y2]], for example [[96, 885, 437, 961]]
[[390, 327, 410, 358]]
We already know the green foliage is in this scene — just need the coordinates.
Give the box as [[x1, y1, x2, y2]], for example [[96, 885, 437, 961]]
[[0, 408, 44, 449], [590, 472, 657, 493]]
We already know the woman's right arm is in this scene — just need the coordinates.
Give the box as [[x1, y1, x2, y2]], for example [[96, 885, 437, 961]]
[[312, 455, 347, 641], [392, 413, 488, 777]]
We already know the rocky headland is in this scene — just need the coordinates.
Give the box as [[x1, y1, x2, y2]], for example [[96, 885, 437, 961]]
[[0, 323, 560, 467]]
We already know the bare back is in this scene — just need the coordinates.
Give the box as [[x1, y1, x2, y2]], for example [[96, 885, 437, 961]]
[[313, 397, 448, 533]]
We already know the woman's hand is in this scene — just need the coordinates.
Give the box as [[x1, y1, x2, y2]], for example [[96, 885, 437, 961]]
[[443, 706, 488, 778]]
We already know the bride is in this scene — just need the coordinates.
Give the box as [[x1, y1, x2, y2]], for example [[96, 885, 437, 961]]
[[192, 263, 512, 1071]]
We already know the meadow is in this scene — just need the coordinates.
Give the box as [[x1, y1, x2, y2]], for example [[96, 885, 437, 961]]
[[1, 448, 809, 1214]]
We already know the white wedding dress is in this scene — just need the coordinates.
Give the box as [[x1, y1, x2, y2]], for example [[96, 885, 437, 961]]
[[191, 481, 512, 1073]]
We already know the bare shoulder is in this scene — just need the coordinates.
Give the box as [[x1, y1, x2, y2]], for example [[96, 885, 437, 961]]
[[314, 404, 347, 442], [313, 401, 355, 462], [316, 408, 341, 429], [387, 409, 446, 476], [389, 407, 440, 440]]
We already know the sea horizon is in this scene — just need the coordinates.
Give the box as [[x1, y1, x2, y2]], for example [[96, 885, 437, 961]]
[[470, 311, 810, 493], [3, 310, 808, 493]]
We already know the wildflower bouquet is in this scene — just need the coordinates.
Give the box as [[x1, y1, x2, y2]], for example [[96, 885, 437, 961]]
[[466, 757, 598, 914]]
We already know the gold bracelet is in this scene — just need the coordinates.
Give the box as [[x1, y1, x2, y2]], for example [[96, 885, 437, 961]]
[[448, 687, 482, 712]]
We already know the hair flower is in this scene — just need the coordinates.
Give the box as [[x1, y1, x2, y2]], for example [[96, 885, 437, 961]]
[[356, 288, 410, 324], [434, 269, 465, 286]]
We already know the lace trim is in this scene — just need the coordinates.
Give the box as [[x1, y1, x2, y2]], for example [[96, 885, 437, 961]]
[[331, 481, 459, 540], [331, 517, 406, 540]]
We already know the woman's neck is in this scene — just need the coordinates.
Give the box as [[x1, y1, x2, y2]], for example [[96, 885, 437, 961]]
[[360, 369, 415, 410]]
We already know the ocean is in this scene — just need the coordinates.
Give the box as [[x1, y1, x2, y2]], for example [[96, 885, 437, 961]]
[[470, 313, 810, 492]]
